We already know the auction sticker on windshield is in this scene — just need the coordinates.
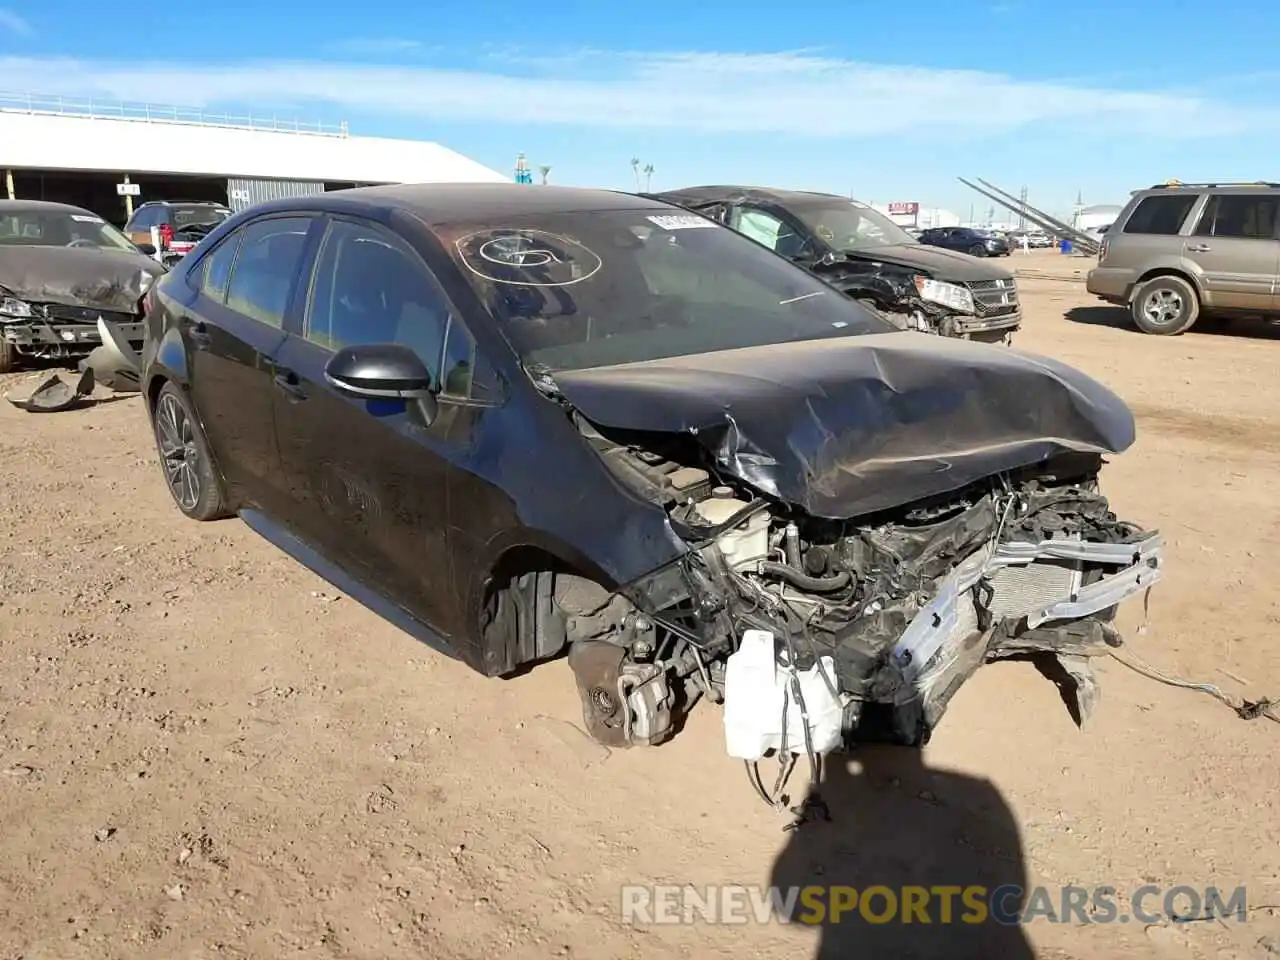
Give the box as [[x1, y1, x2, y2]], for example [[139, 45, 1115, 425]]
[[71, 215, 104, 223], [647, 214, 717, 230]]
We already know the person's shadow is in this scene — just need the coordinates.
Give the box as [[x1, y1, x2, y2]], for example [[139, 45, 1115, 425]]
[[769, 744, 1036, 959]]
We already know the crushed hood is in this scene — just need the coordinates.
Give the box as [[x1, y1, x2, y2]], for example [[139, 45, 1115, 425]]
[[0, 246, 165, 314], [832, 243, 1015, 283], [552, 333, 1135, 519]]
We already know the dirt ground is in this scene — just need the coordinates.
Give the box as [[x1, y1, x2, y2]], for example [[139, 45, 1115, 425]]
[[1, 249, 1277, 960]]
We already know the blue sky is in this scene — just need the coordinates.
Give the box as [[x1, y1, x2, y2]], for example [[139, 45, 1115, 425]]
[[1, 0, 1277, 217]]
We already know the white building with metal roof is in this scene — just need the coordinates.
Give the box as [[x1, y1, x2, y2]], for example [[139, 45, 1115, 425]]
[[0, 93, 508, 223]]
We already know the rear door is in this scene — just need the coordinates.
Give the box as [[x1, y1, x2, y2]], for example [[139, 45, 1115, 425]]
[[270, 215, 504, 630], [1184, 192, 1280, 310], [183, 214, 321, 507]]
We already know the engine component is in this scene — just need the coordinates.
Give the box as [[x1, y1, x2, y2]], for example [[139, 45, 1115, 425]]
[[695, 487, 771, 572], [567, 640, 674, 747], [618, 662, 674, 747], [757, 561, 851, 593], [723, 629, 844, 762]]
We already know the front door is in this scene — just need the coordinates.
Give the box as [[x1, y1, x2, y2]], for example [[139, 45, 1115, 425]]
[[183, 214, 319, 508], [1183, 193, 1280, 311], [270, 216, 498, 632]]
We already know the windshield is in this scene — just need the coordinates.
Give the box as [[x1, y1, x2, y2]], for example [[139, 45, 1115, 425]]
[[788, 200, 918, 251], [440, 208, 896, 373], [0, 208, 140, 252]]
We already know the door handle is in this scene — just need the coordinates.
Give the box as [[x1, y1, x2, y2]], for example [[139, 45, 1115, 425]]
[[1186, 243, 1211, 253], [184, 317, 212, 348], [273, 369, 308, 402]]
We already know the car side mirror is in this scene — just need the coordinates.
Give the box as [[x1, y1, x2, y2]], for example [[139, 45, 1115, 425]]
[[323, 343, 439, 425]]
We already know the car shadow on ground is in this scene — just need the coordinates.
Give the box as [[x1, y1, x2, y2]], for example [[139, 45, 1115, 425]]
[[1066, 305, 1280, 340], [769, 744, 1036, 960]]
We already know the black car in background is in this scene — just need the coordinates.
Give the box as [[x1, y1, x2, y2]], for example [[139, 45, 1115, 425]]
[[0, 199, 164, 373], [918, 226, 1011, 257], [133, 183, 1160, 754], [651, 186, 1022, 343]]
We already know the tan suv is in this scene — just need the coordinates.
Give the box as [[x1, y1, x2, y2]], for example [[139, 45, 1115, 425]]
[[1086, 181, 1280, 334]]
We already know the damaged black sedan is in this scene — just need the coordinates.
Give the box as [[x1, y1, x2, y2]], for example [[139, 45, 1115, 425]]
[[0, 200, 164, 373], [650, 186, 1022, 344], [135, 184, 1161, 779]]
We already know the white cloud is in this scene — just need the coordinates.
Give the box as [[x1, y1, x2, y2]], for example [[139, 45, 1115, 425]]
[[0, 50, 1266, 140], [0, 9, 32, 35], [324, 38, 425, 55]]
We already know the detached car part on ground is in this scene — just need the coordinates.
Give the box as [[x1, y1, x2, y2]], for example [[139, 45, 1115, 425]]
[[0, 200, 164, 374], [126, 185, 1160, 806], [650, 186, 1022, 344]]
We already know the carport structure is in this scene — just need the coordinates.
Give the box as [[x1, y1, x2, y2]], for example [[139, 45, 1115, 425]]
[[0, 93, 508, 226]]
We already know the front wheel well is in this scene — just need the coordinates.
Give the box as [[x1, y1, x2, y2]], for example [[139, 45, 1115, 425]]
[[477, 546, 622, 678]]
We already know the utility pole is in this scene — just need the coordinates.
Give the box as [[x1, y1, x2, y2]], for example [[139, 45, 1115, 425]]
[[1018, 185, 1028, 231]]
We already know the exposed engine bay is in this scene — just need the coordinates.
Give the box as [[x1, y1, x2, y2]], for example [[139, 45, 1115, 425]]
[[561, 434, 1162, 775]]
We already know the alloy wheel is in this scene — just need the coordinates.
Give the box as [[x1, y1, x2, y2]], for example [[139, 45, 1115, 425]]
[[1143, 288, 1183, 327], [156, 393, 202, 511]]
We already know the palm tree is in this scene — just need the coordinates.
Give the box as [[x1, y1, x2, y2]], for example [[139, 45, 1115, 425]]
[[642, 163, 654, 192], [538, 165, 551, 185], [631, 157, 642, 191]]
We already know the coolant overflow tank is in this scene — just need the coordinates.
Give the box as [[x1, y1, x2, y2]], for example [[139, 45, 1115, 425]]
[[693, 492, 770, 572]]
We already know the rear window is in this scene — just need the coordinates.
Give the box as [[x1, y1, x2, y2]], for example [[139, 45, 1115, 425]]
[[170, 205, 231, 228], [1122, 194, 1199, 235]]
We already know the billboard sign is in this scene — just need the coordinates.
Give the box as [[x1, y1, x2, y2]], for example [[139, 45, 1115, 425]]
[[887, 201, 920, 216]]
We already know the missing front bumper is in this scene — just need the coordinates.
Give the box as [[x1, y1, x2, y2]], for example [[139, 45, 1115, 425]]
[[891, 531, 1163, 686]]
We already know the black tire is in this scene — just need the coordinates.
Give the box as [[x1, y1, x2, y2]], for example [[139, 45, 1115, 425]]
[[968, 244, 987, 257], [1131, 275, 1199, 335], [0, 338, 16, 374], [151, 381, 230, 521]]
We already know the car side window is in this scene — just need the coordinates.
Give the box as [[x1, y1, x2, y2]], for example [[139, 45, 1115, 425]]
[[729, 207, 806, 258], [1193, 195, 1279, 240], [197, 233, 242, 304], [304, 219, 498, 401], [224, 217, 313, 328], [1122, 194, 1199, 235]]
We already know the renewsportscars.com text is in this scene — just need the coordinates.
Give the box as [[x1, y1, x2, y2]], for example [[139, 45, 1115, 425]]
[[620, 883, 1249, 926]]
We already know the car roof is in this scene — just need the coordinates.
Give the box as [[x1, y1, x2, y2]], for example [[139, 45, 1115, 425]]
[[137, 200, 230, 208], [0, 199, 101, 217], [243, 183, 671, 225], [649, 185, 852, 208]]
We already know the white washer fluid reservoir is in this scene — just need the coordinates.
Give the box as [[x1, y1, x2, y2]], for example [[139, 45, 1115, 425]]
[[723, 629, 844, 762]]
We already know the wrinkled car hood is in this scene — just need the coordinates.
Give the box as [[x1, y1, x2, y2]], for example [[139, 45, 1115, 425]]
[[0, 246, 165, 314], [552, 333, 1135, 519], [843, 243, 1014, 282]]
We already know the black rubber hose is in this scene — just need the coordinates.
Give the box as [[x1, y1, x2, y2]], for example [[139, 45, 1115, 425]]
[[758, 561, 850, 593]]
